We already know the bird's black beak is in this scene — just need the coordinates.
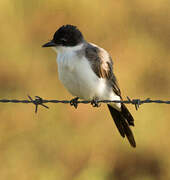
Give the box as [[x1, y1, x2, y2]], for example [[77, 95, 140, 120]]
[[42, 40, 57, 47]]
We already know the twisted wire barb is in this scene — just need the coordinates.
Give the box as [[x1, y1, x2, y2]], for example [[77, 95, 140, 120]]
[[0, 95, 170, 113]]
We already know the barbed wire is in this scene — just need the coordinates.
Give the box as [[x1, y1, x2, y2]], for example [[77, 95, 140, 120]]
[[0, 95, 170, 113]]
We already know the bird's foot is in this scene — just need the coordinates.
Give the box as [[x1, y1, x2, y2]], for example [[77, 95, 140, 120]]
[[70, 97, 79, 109], [91, 98, 101, 107]]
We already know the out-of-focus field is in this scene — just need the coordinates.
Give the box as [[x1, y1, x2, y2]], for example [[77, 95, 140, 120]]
[[0, 0, 170, 179]]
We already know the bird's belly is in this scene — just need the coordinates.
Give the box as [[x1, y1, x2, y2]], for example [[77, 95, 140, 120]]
[[58, 66, 96, 99], [59, 68, 83, 97]]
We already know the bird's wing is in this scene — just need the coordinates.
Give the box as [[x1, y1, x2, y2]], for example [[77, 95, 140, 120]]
[[85, 43, 121, 97], [85, 43, 136, 148]]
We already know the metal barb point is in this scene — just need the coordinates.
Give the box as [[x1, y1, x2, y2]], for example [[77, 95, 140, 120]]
[[127, 96, 141, 110], [27, 95, 49, 113]]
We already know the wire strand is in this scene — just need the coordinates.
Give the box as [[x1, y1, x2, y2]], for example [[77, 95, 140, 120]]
[[0, 95, 170, 113]]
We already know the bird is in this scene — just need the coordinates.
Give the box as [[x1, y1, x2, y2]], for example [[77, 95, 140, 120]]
[[42, 24, 136, 148]]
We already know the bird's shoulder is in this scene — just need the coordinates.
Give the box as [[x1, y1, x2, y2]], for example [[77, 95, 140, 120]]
[[85, 43, 112, 77]]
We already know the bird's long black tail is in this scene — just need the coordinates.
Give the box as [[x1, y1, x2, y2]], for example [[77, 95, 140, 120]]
[[107, 104, 136, 148]]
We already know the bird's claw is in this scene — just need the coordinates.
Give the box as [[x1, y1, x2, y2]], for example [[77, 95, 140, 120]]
[[91, 98, 101, 107], [70, 97, 79, 109]]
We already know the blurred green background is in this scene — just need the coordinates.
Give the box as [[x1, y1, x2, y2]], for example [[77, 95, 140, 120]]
[[0, 0, 170, 179]]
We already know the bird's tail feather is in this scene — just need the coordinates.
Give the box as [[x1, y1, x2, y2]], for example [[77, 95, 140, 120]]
[[121, 103, 134, 126], [107, 104, 136, 148]]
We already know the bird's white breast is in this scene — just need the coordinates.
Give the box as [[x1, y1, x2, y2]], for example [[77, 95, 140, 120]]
[[56, 48, 99, 99]]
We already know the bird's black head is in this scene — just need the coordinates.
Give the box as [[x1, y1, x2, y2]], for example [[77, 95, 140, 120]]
[[42, 25, 84, 47]]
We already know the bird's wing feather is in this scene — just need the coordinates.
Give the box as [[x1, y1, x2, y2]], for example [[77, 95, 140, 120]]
[[85, 43, 121, 97]]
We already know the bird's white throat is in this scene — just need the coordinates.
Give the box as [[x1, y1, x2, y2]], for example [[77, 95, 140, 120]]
[[51, 43, 84, 54]]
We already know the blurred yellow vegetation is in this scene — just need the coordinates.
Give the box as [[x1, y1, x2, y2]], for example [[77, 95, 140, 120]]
[[0, 0, 170, 179]]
